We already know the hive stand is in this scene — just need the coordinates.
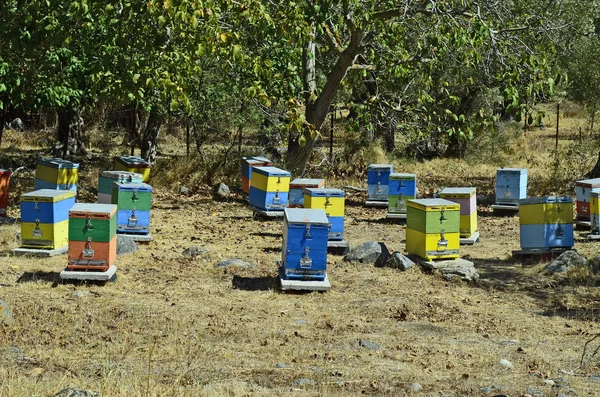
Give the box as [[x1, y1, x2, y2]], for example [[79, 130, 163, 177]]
[[460, 231, 480, 245], [116, 232, 154, 242], [575, 218, 592, 229], [0, 216, 18, 224], [60, 264, 117, 282], [511, 248, 571, 263], [12, 246, 68, 257], [250, 206, 285, 219], [408, 255, 474, 271], [587, 233, 600, 241], [280, 272, 331, 291], [385, 212, 407, 220], [327, 240, 350, 255], [491, 203, 520, 216], [365, 200, 388, 208]]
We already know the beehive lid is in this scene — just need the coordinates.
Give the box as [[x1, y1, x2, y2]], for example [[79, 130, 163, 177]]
[[114, 182, 153, 192], [70, 203, 117, 217], [520, 196, 572, 205], [37, 158, 79, 169], [368, 164, 394, 170], [303, 187, 344, 197], [243, 156, 271, 164], [290, 178, 325, 187], [576, 178, 600, 188], [100, 170, 144, 181], [21, 189, 75, 202], [116, 156, 151, 168], [439, 187, 476, 197], [407, 198, 460, 211], [285, 208, 329, 225], [0, 168, 11, 175], [497, 168, 527, 173], [252, 166, 290, 177], [390, 173, 416, 179]]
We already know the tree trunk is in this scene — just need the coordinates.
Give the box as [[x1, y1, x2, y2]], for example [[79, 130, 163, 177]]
[[0, 100, 6, 148], [380, 125, 395, 153], [57, 106, 86, 158], [444, 131, 468, 158], [140, 108, 163, 164]]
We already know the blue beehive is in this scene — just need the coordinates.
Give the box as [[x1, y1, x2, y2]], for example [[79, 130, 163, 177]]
[[519, 196, 573, 250], [112, 182, 153, 234], [248, 166, 290, 211], [303, 188, 345, 240], [367, 164, 394, 201], [281, 208, 330, 281], [495, 168, 527, 205]]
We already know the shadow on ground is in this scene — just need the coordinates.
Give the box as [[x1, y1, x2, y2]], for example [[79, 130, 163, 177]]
[[232, 275, 279, 291]]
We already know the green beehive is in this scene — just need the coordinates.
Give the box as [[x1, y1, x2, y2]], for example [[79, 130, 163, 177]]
[[111, 182, 153, 211], [68, 203, 117, 243], [406, 199, 460, 233]]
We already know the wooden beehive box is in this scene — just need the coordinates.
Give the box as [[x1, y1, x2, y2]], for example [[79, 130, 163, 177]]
[[575, 178, 600, 221], [241, 156, 271, 194], [248, 166, 290, 211], [495, 168, 527, 205], [367, 164, 394, 201], [519, 196, 573, 250], [34, 158, 79, 191], [114, 156, 151, 182], [98, 171, 143, 204], [303, 188, 345, 240], [439, 187, 477, 237], [111, 182, 153, 235], [68, 203, 117, 271], [0, 169, 11, 217], [281, 208, 329, 281], [289, 178, 325, 208], [406, 199, 460, 260], [591, 192, 600, 232], [388, 173, 417, 214], [20, 189, 75, 249]]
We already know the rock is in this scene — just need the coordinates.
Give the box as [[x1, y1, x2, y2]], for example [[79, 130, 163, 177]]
[[293, 379, 313, 387], [0, 299, 14, 325], [589, 375, 600, 383], [275, 363, 292, 369], [542, 379, 555, 387], [409, 383, 423, 392], [544, 250, 587, 273], [359, 339, 380, 350], [385, 252, 414, 270], [213, 183, 230, 199], [54, 389, 99, 397], [71, 291, 90, 298], [526, 386, 544, 396], [499, 359, 514, 369], [179, 186, 191, 195], [343, 242, 390, 267], [439, 259, 479, 282], [216, 258, 255, 269], [295, 319, 307, 325], [7, 118, 24, 131], [116, 235, 138, 255], [182, 246, 209, 258], [480, 386, 495, 393], [25, 367, 44, 377]]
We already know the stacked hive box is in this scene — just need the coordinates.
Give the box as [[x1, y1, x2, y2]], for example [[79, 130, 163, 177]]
[[20, 190, 75, 249], [289, 179, 325, 208], [248, 166, 290, 211], [114, 156, 151, 182], [367, 164, 394, 201], [388, 173, 417, 214], [241, 156, 271, 194], [112, 182, 153, 235], [575, 178, 600, 222], [439, 187, 477, 238], [406, 199, 460, 260], [519, 196, 573, 250], [0, 169, 11, 217], [280, 208, 330, 281], [34, 158, 79, 191], [591, 192, 600, 232], [495, 168, 527, 205], [97, 171, 143, 204], [68, 203, 117, 271], [304, 188, 345, 240]]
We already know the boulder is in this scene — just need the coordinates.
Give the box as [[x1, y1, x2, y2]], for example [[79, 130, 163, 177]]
[[385, 252, 414, 270], [213, 183, 230, 199], [216, 258, 255, 269], [116, 235, 138, 255], [54, 389, 99, 397], [358, 339, 380, 350], [183, 246, 209, 258], [544, 250, 587, 273], [0, 299, 14, 325], [439, 259, 479, 282], [179, 186, 191, 195], [343, 242, 390, 267]]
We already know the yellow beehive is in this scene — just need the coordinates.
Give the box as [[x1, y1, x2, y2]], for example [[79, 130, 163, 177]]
[[303, 189, 345, 217], [250, 167, 291, 192], [35, 158, 79, 185], [460, 215, 477, 237], [21, 219, 69, 249], [115, 156, 151, 182], [519, 199, 573, 225]]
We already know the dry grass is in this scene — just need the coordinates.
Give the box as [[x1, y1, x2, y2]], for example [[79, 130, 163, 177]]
[[0, 105, 600, 396]]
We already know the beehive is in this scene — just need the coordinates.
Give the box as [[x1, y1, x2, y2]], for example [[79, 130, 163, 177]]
[[114, 156, 151, 182], [519, 196, 573, 250], [111, 182, 152, 234], [303, 188, 345, 240], [406, 199, 460, 260], [591, 192, 600, 232], [281, 208, 329, 281], [0, 169, 11, 217], [388, 173, 417, 214], [289, 178, 325, 208], [575, 178, 600, 221], [367, 164, 394, 201], [68, 203, 117, 271], [439, 187, 477, 237], [241, 156, 271, 194], [495, 168, 527, 205], [97, 171, 143, 204], [34, 158, 79, 191], [248, 166, 290, 211], [20, 189, 75, 249]]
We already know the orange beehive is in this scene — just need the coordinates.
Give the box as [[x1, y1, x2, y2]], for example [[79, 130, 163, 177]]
[[67, 235, 117, 272], [0, 169, 11, 216]]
